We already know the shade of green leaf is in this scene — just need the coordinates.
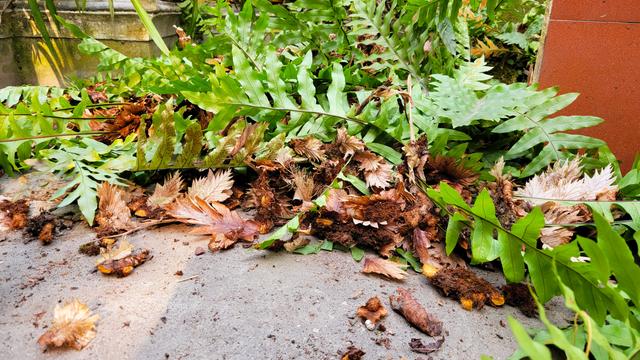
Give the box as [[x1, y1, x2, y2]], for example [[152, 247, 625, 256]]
[[130, 0, 170, 55], [351, 246, 365, 262]]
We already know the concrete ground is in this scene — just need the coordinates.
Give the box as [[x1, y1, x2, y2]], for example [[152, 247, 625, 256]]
[[0, 173, 569, 360]]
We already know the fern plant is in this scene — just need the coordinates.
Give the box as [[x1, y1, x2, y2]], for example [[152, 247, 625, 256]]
[[426, 182, 638, 325]]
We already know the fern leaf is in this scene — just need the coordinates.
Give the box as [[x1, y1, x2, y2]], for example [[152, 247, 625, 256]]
[[426, 182, 630, 324]]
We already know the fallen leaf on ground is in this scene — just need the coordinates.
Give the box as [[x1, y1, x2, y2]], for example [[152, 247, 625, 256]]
[[362, 257, 407, 280], [409, 336, 445, 354], [356, 296, 388, 330], [147, 172, 184, 208], [37, 299, 99, 350], [166, 196, 258, 252], [340, 346, 365, 360], [96, 183, 133, 236], [389, 288, 442, 336], [188, 169, 234, 204], [425, 266, 504, 310]]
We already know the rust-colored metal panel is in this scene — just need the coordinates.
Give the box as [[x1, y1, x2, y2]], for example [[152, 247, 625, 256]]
[[537, 18, 640, 170], [552, 0, 640, 22]]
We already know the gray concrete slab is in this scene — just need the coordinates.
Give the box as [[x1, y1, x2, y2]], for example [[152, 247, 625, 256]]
[[0, 173, 569, 359]]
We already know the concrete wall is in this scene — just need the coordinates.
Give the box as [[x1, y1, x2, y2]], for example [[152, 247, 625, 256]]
[[535, 0, 640, 171], [0, 1, 180, 87]]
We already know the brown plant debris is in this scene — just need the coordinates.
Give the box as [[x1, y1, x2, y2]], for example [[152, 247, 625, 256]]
[[37, 299, 99, 350], [95, 240, 150, 277], [79, 241, 101, 256], [487, 158, 528, 228], [413, 228, 467, 273], [514, 159, 615, 247], [425, 266, 504, 310], [354, 151, 393, 189], [96, 183, 133, 236], [308, 184, 433, 257], [501, 283, 537, 318], [389, 288, 443, 336], [187, 169, 234, 204], [89, 102, 151, 143], [290, 136, 326, 162], [426, 155, 479, 187], [166, 196, 258, 252], [356, 296, 388, 330], [409, 336, 445, 354], [335, 127, 365, 158], [340, 346, 365, 360], [147, 172, 184, 209], [25, 212, 57, 244], [246, 171, 292, 233], [0, 198, 29, 230], [362, 257, 407, 280]]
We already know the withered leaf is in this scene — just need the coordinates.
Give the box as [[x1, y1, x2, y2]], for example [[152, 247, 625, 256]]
[[167, 196, 258, 251], [516, 159, 617, 204], [362, 257, 407, 280], [289, 168, 317, 202], [96, 183, 133, 235], [335, 127, 364, 158], [354, 151, 393, 189], [147, 172, 184, 208], [409, 337, 445, 354], [290, 136, 325, 162], [37, 299, 99, 350], [188, 169, 234, 204], [428, 155, 479, 187]]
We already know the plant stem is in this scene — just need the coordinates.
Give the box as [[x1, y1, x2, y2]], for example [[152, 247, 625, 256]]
[[0, 131, 116, 143]]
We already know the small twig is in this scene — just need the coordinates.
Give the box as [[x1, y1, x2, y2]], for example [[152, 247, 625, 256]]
[[97, 219, 177, 240], [177, 275, 199, 283], [407, 75, 415, 142]]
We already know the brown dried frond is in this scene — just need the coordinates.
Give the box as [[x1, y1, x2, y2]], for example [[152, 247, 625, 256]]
[[362, 257, 407, 280], [246, 172, 292, 233], [147, 172, 183, 208], [402, 136, 428, 184], [428, 155, 479, 186], [539, 204, 588, 247], [413, 228, 466, 273], [88, 102, 148, 143], [96, 183, 133, 235], [288, 168, 317, 202], [290, 136, 326, 162], [335, 127, 365, 158], [188, 169, 234, 204], [37, 299, 99, 350], [516, 159, 617, 204], [167, 196, 258, 251], [354, 151, 393, 189]]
